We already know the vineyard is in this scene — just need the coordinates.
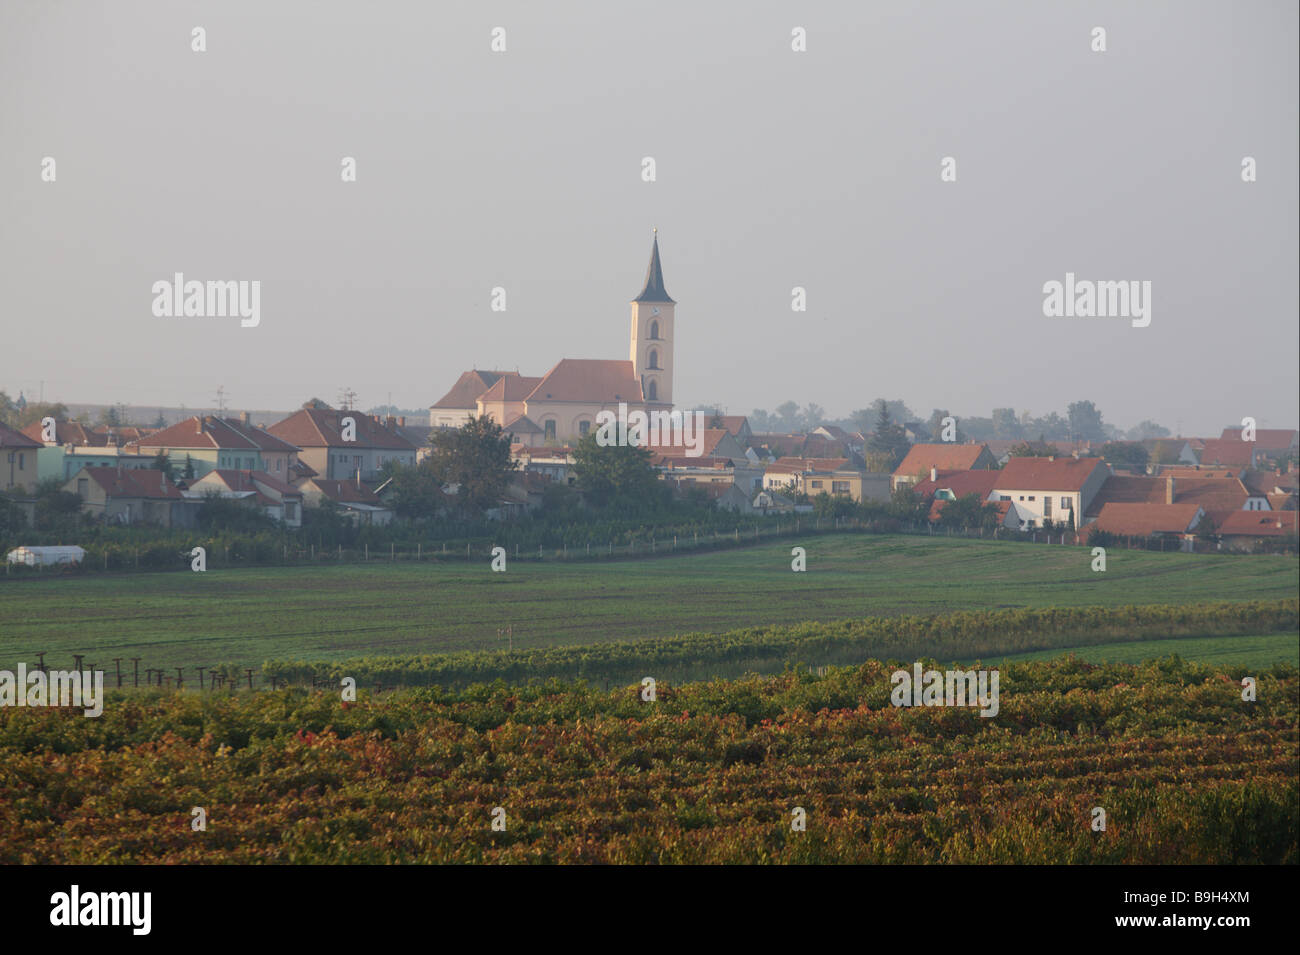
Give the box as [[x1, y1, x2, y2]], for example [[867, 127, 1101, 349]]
[[1, 656, 1294, 864]]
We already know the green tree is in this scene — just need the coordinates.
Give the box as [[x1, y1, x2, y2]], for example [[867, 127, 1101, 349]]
[[151, 450, 175, 481], [381, 460, 446, 520], [425, 415, 517, 516], [571, 432, 660, 509], [17, 402, 68, 429], [1067, 400, 1106, 442], [991, 407, 1022, 439], [867, 400, 910, 469], [1100, 441, 1148, 472], [182, 454, 196, 480], [1009, 438, 1060, 458]]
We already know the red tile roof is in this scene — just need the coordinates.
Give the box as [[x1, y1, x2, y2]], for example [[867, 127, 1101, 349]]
[[198, 469, 302, 498], [75, 466, 183, 499], [1218, 427, 1297, 450], [1088, 502, 1203, 537], [1197, 438, 1256, 468], [0, 421, 43, 449], [268, 409, 415, 451], [995, 456, 1105, 492], [526, 359, 642, 404], [134, 416, 300, 453], [431, 370, 512, 410], [19, 419, 104, 446], [479, 375, 543, 403], [304, 478, 386, 506], [895, 443, 993, 477], [911, 469, 1001, 500], [1216, 511, 1298, 537], [1170, 477, 1248, 512]]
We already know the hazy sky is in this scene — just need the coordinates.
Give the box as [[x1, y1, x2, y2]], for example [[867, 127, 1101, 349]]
[[2, 0, 1296, 435]]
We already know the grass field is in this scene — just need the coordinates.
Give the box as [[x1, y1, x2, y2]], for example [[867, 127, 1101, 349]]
[[0, 534, 1295, 672]]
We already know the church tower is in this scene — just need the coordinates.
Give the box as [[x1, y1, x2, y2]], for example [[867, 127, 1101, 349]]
[[629, 232, 675, 409]]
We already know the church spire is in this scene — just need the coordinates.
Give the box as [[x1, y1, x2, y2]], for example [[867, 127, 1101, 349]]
[[633, 231, 674, 304]]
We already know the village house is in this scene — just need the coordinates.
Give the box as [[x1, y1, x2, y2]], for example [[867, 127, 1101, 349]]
[[991, 456, 1110, 530], [297, 476, 395, 525], [0, 422, 41, 494], [268, 408, 415, 483], [892, 443, 997, 492], [185, 469, 305, 527], [63, 465, 197, 528], [130, 413, 302, 480]]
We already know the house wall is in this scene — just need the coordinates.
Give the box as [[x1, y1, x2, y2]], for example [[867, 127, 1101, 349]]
[[2, 447, 36, 493]]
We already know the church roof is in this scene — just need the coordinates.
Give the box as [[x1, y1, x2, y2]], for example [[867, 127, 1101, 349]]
[[479, 375, 543, 403], [633, 236, 674, 304], [526, 359, 643, 404], [430, 370, 512, 410]]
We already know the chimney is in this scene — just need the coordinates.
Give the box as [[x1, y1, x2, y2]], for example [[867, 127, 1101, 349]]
[[930, 466, 937, 482], [399, 416, 406, 427], [240, 411, 251, 426], [1047, 455, 1055, 462], [1166, 476, 1175, 504], [196, 417, 203, 434]]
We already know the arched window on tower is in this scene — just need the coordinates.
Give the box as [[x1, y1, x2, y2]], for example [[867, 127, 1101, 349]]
[[649, 320, 659, 340], [647, 380, 658, 401], [648, 349, 659, 370]]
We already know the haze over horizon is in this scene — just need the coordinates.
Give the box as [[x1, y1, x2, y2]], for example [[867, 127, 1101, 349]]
[[2, 0, 1296, 435]]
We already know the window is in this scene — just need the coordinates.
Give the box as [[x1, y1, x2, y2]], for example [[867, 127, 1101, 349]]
[[1061, 497, 1070, 509], [648, 349, 659, 370], [811, 480, 823, 489], [1028, 496, 1035, 501], [1044, 496, 1052, 517], [544, 420, 556, 441], [649, 320, 659, 340], [647, 380, 658, 401], [999, 495, 1010, 502], [17, 453, 23, 470], [578, 421, 591, 436], [77, 478, 88, 499], [832, 481, 849, 494], [1018, 495, 1025, 501]]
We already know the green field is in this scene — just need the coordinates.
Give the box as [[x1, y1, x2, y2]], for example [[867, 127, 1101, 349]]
[[0, 534, 1295, 672]]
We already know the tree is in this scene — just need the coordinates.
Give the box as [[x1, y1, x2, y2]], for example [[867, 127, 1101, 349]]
[[1008, 439, 1060, 458], [1067, 400, 1106, 442], [571, 432, 660, 509], [802, 403, 826, 429], [991, 408, 1022, 439], [424, 415, 517, 516], [1126, 419, 1171, 440], [849, 408, 875, 437], [926, 408, 966, 443], [182, 454, 196, 480], [97, 405, 122, 428], [1100, 441, 1148, 472], [774, 401, 800, 431], [749, 409, 772, 432], [866, 400, 910, 469], [381, 460, 445, 520], [16, 401, 68, 429], [150, 450, 175, 481]]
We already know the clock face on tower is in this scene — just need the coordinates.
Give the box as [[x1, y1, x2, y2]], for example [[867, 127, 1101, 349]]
[[651, 307, 660, 316]]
